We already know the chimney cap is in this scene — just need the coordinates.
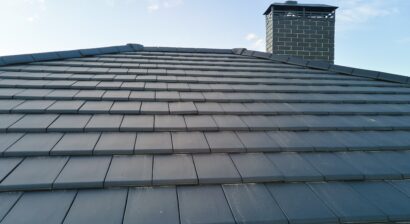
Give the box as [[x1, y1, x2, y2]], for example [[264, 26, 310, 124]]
[[263, 1, 337, 15]]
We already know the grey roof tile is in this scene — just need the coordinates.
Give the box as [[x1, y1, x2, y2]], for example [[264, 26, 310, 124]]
[[213, 115, 248, 130], [0, 192, 22, 221], [46, 100, 84, 113], [309, 182, 387, 223], [46, 89, 79, 99], [195, 102, 224, 114], [63, 189, 127, 224], [0, 133, 24, 154], [48, 114, 91, 132], [267, 131, 314, 151], [0, 157, 23, 182], [123, 187, 179, 224], [153, 154, 197, 185], [102, 90, 130, 100], [120, 115, 154, 131], [11, 100, 54, 113], [129, 91, 155, 101], [54, 156, 111, 189], [230, 153, 282, 182], [266, 152, 323, 181], [0, 114, 24, 132], [140, 102, 169, 114], [51, 133, 100, 155], [94, 132, 136, 155], [156, 91, 179, 101], [222, 184, 287, 224], [240, 115, 275, 131], [302, 153, 363, 181], [204, 131, 245, 152], [105, 155, 152, 187], [0, 156, 68, 191], [389, 180, 410, 197], [193, 153, 241, 184], [171, 132, 209, 153], [134, 132, 172, 153], [169, 102, 197, 114], [178, 185, 235, 224], [121, 82, 144, 90], [0, 191, 75, 224], [84, 114, 123, 131], [79, 101, 113, 113], [297, 131, 347, 151], [184, 115, 218, 131], [154, 115, 186, 131], [8, 114, 58, 132], [4, 133, 63, 156], [337, 151, 402, 180], [110, 101, 141, 114], [0, 100, 24, 112], [370, 151, 410, 177], [349, 181, 410, 221], [74, 90, 105, 100], [236, 131, 280, 152], [267, 183, 338, 224]]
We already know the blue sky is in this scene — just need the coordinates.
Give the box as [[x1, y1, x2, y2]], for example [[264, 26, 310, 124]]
[[0, 0, 409, 75]]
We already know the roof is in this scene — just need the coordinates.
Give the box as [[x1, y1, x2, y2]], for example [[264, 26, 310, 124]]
[[263, 2, 338, 15], [0, 44, 410, 224]]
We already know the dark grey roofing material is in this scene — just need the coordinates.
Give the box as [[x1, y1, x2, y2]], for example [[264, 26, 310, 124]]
[[1, 45, 410, 223]]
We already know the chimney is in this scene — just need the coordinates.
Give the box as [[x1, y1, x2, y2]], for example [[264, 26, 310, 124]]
[[264, 1, 338, 63]]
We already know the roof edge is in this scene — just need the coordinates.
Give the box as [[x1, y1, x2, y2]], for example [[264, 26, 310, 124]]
[[142, 46, 233, 54], [232, 48, 410, 85], [0, 43, 143, 66]]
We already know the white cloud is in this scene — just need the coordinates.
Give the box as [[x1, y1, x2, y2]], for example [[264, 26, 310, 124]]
[[337, 0, 398, 26], [244, 33, 265, 51], [147, 0, 183, 12]]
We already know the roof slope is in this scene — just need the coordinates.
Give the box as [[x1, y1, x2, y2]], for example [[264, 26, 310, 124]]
[[0, 45, 410, 224]]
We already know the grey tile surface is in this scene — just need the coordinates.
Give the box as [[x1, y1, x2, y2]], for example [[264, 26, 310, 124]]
[[123, 187, 179, 224], [8, 114, 58, 132], [350, 181, 410, 221], [1, 190, 76, 224], [267, 183, 338, 224], [54, 156, 111, 189], [120, 115, 154, 131], [310, 182, 387, 223], [0, 114, 24, 131], [193, 153, 241, 184], [46, 100, 84, 113], [5, 133, 63, 156], [266, 152, 323, 181], [178, 185, 235, 224], [230, 153, 282, 182], [0, 192, 22, 221], [169, 102, 197, 114], [171, 132, 209, 153], [223, 184, 287, 224], [63, 189, 127, 224], [105, 155, 152, 187], [0, 133, 24, 154], [153, 154, 197, 185], [205, 131, 245, 152], [236, 131, 280, 152], [79, 101, 113, 113], [85, 114, 123, 131], [0, 157, 23, 182], [48, 114, 91, 132], [94, 132, 136, 155], [302, 153, 363, 180], [184, 115, 218, 131], [0, 156, 68, 190], [140, 102, 168, 114], [110, 101, 141, 114], [134, 132, 172, 153], [51, 133, 100, 155], [155, 115, 186, 131], [213, 115, 248, 130]]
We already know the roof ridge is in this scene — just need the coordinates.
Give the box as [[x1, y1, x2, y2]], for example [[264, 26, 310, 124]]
[[233, 48, 410, 85], [0, 43, 143, 67]]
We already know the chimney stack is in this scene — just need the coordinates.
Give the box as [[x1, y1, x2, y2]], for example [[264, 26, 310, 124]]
[[264, 1, 337, 62]]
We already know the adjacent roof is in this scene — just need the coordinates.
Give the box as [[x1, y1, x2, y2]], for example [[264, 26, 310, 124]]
[[0, 44, 410, 224], [263, 1, 338, 15]]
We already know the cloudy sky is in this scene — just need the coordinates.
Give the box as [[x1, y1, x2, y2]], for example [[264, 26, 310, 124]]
[[0, 0, 409, 75]]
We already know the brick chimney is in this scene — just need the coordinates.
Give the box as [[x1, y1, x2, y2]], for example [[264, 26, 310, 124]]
[[264, 1, 337, 62]]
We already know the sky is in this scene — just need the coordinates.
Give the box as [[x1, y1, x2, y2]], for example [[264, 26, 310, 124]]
[[0, 0, 409, 75]]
